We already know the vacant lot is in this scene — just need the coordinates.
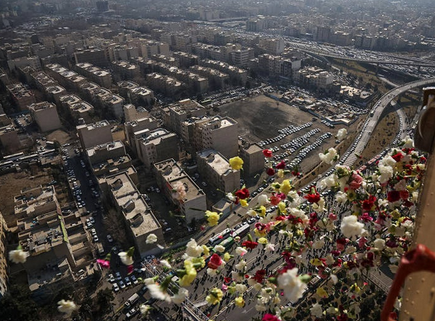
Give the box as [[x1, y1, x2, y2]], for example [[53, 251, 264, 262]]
[[218, 94, 361, 173]]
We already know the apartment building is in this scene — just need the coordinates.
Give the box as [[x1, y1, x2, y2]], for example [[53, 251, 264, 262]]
[[296, 67, 333, 89], [230, 47, 254, 67], [74, 48, 108, 67], [257, 54, 302, 78], [7, 56, 41, 71], [172, 51, 199, 68], [123, 104, 150, 122], [145, 73, 185, 97], [0, 125, 20, 152], [124, 117, 159, 155], [77, 120, 113, 150], [117, 81, 155, 107], [239, 143, 264, 176], [45, 64, 87, 91], [135, 128, 179, 168], [154, 159, 206, 223], [258, 38, 285, 55], [7, 83, 36, 111], [31, 71, 58, 91], [189, 65, 229, 90], [0, 211, 8, 299], [75, 62, 112, 88], [186, 115, 238, 159], [106, 172, 164, 257], [201, 59, 247, 86], [87, 140, 126, 165], [112, 60, 140, 80], [165, 99, 206, 135], [44, 85, 66, 105], [197, 149, 240, 193], [28, 102, 62, 132]]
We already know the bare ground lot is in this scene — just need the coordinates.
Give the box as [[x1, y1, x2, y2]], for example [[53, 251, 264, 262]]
[[218, 94, 361, 173]]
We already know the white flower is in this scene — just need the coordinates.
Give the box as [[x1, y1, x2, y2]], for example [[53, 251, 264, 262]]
[[57, 299, 77, 315], [247, 209, 257, 217], [147, 283, 171, 302], [207, 268, 218, 276], [146, 233, 158, 244], [118, 252, 134, 266], [231, 271, 244, 282], [287, 190, 301, 207], [255, 304, 267, 312], [226, 192, 236, 202], [345, 246, 357, 254], [402, 220, 413, 229], [265, 243, 276, 252], [319, 147, 339, 165], [258, 194, 269, 206], [171, 288, 188, 304], [412, 191, 419, 202], [253, 283, 263, 291], [9, 249, 28, 264], [312, 197, 325, 213], [341, 215, 366, 238], [310, 302, 323, 318], [185, 239, 203, 258], [277, 268, 307, 303], [389, 264, 398, 274], [236, 247, 247, 256], [159, 260, 172, 269], [335, 191, 348, 203], [214, 245, 225, 253], [380, 156, 397, 167], [319, 174, 337, 189], [330, 274, 338, 284], [235, 260, 247, 270], [140, 304, 151, 315], [373, 238, 385, 250], [336, 128, 348, 141], [312, 239, 325, 250], [402, 136, 414, 148], [235, 283, 248, 293], [325, 254, 335, 265]]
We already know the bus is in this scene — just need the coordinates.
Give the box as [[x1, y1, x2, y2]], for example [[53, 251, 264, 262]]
[[208, 228, 233, 246], [233, 224, 250, 238], [3, 152, 24, 162], [216, 237, 234, 251]]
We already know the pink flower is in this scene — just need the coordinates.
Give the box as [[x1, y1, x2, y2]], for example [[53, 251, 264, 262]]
[[329, 213, 337, 221], [263, 313, 281, 321], [97, 259, 110, 269], [349, 172, 363, 190]]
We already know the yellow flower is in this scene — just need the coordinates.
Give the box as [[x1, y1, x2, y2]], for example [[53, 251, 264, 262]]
[[179, 260, 197, 287], [258, 206, 266, 217], [240, 199, 248, 207], [258, 237, 268, 244], [391, 209, 401, 219], [229, 156, 244, 170], [206, 288, 223, 305], [277, 169, 285, 178], [280, 180, 291, 195], [223, 252, 232, 262], [316, 287, 328, 298], [310, 258, 323, 267], [254, 228, 267, 237], [205, 211, 220, 226], [234, 296, 245, 307], [202, 245, 210, 257], [278, 201, 286, 213]]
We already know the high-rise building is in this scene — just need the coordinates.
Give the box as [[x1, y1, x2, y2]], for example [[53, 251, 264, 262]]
[[28, 102, 62, 132]]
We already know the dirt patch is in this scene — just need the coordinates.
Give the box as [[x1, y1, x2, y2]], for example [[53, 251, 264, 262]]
[[46, 129, 74, 145], [218, 94, 361, 173], [0, 170, 52, 227]]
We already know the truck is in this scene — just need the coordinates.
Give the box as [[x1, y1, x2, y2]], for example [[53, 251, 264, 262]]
[[96, 242, 105, 256], [124, 293, 139, 309]]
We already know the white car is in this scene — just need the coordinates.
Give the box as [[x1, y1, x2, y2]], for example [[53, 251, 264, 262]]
[[113, 283, 119, 292]]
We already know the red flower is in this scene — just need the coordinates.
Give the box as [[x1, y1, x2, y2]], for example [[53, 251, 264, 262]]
[[360, 212, 373, 222], [387, 191, 401, 203], [242, 240, 258, 250], [276, 160, 286, 169], [235, 188, 250, 199], [362, 195, 376, 211], [270, 195, 281, 205], [391, 152, 404, 162], [266, 168, 275, 176], [224, 277, 232, 284], [399, 190, 409, 199], [208, 253, 223, 269], [252, 269, 266, 283], [127, 264, 134, 275], [304, 186, 320, 203], [263, 149, 273, 158], [262, 314, 281, 321]]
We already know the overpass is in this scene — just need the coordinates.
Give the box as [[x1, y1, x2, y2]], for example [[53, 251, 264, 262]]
[[341, 78, 435, 167]]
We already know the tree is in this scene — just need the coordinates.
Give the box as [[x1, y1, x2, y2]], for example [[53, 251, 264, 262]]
[[96, 288, 114, 314]]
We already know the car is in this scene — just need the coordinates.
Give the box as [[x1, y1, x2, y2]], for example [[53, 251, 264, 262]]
[[113, 283, 119, 292], [108, 274, 115, 283], [89, 217, 95, 224], [130, 275, 138, 285], [138, 285, 148, 296], [115, 272, 122, 281], [93, 235, 99, 242], [125, 276, 132, 287], [107, 234, 113, 243], [119, 280, 126, 289], [126, 307, 138, 319], [247, 217, 256, 224]]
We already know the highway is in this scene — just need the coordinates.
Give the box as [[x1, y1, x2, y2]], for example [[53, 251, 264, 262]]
[[342, 78, 435, 167]]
